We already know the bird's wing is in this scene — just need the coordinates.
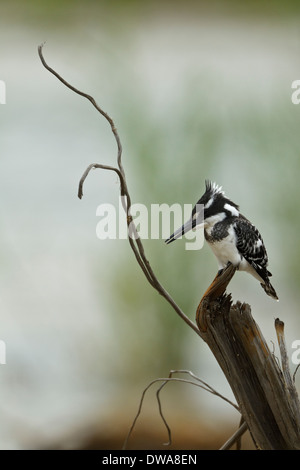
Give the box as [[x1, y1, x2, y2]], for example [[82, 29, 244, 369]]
[[233, 216, 272, 282]]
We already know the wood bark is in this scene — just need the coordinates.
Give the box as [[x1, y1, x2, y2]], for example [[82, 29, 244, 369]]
[[196, 264, 300, 450]]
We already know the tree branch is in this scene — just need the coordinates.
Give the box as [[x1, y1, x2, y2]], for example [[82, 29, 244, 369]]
[[219, 421, 248, 451], [38, 43, 200, 336], [123, 370, 240, 449], [275, 318, 300, 425]]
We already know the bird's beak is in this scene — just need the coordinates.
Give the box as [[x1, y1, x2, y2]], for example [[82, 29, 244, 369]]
[[165, 216, 204, 244]]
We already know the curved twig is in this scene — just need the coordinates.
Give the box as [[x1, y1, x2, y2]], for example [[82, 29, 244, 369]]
[[155, 369, 240, 447], [164, 370, 239, 410], [38, 43, 201, 337], [123, 370, 240, 449], [78, 163, 126, 199], [38, 43, 124, 178]]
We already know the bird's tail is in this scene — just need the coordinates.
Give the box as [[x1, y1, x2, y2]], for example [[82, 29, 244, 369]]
[[260, 280, 279, 301]]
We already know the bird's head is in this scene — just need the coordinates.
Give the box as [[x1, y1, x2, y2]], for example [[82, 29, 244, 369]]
[[165, 180, 239, 244]]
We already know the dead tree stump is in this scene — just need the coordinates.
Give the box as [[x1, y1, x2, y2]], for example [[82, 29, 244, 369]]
[[196, 264, 300, 450]]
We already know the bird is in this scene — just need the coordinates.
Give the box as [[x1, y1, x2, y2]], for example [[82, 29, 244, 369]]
[[165, 180, 278, 300]]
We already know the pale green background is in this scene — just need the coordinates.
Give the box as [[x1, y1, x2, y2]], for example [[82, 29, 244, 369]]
[[1, 0, 300, 449]]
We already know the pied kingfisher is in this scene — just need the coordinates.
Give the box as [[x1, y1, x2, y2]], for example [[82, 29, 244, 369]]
[[165, 180, 278, 300]]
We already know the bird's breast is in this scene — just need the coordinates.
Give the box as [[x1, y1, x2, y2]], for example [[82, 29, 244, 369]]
[[205, 225, 242, 269]]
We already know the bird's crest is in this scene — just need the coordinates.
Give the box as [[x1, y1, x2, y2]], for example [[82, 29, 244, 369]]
[[205, 180, 224, 197]]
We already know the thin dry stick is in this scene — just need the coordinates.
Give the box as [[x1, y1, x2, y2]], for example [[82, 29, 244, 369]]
[[122, 371, 240, 449], [293, 364, 300, 383], [219, 421, 248, 451], [38, 43, 201, 337], [162, 370, 239, 411], [235, 416, 245, 451], [275, 318, 300, 425], [155, 370, 240, 447]]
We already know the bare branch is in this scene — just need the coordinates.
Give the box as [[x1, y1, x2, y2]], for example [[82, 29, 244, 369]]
[[38, 43, 201, 337], [293, 364, 300, 384], [275, 318, 300, 424], [164, 370, 239, 410], [123, 370, 240, 449], [78, 163, 126, 199], [219, 421, 248, 451], [38, 43, 124, 178]]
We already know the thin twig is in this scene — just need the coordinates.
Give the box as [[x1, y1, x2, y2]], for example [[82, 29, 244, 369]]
[[123, 370, 240, 449], [219, 421, 248, 451], [38, 42, 124, 179], [293, 364, 300, 383], [155, 369, 240, 446], [77, 163, 126, 199], [275, 318, 300, 425], [164, 370, 239, 410], [235, 415, 245, 450], [38, 43, 201, 337]]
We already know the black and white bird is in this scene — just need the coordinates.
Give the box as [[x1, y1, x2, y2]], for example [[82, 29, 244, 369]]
[[165, 180, 278, 300]]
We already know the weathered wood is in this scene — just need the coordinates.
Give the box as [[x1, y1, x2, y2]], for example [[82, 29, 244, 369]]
[[196, 264, 300, 450]]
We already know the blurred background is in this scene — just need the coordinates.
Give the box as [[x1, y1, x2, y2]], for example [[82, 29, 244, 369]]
[[1, 0, 300, 450]]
